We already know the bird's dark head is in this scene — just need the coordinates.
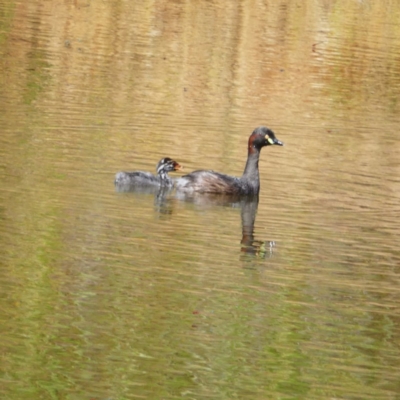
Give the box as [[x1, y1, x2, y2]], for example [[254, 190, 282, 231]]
[[248, 126, 284, 152]]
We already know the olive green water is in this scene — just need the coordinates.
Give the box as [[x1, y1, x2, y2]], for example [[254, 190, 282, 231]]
[[1, 1, 400, 399]]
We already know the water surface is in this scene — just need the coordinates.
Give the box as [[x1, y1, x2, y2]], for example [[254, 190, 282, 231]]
[[1, 1, 400, 399]]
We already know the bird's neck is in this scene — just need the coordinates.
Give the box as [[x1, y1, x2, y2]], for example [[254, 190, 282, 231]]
[[241, 147, 260, 189], [159, 170, 168, 181]]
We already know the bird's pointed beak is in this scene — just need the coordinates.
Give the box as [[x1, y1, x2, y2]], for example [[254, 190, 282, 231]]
[[267, 137, 284, 146], [174, 162, 183, 171]]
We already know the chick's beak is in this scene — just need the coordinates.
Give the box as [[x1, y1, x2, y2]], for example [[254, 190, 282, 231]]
[[174, 162, 183, 171]]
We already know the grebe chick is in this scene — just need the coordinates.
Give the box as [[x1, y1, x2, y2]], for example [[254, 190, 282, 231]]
[[115, 157, 182, 187], [175, 126, 283, 195]]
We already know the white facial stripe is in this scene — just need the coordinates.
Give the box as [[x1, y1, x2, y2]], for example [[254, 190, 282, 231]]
[[267, 137, 275, 145]]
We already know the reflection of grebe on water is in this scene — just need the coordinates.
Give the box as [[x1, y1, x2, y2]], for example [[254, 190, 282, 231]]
[[239, 196, 275, 259], [114, 185, 276, 256], [175, 192, 276, 259]]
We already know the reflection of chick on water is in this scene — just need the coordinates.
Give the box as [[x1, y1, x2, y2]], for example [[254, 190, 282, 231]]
[[114, 157, 183, 216]]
